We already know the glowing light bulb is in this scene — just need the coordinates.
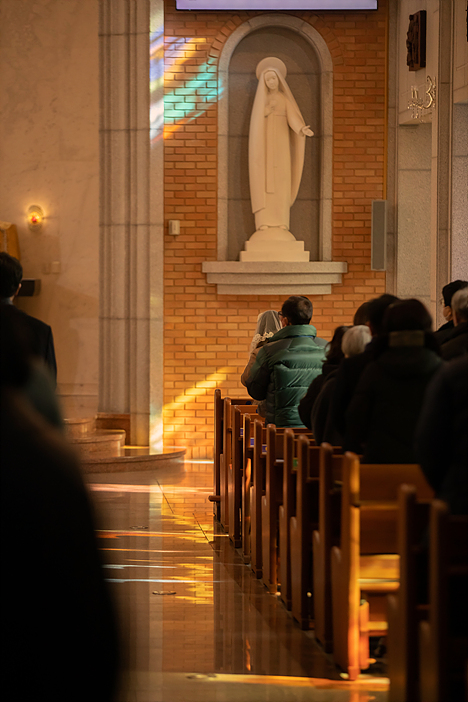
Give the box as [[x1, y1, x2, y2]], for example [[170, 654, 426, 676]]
[[27, 205, 44, 231]]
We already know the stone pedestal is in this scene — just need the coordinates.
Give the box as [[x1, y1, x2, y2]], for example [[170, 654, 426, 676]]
[[239, 228, 310, 262]]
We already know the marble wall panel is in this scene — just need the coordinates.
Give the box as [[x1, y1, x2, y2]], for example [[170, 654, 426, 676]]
[[0, 0, 100, 413], [398, 0, 439, 125], [396, 124, 432, 309], [453, 0, 468, 103], [132, 129, 151, 224], [452, 103, 468, 280], [132, 224, 151, 318], [99, 0, 153, 442]]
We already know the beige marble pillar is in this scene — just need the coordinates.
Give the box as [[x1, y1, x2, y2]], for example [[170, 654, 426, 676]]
[[430, 0, 453, 327], [99, 0, 164, 446]]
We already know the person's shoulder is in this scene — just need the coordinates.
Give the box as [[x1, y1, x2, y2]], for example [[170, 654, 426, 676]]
[[355, 357, 382, 386], [15, 308, 52, 334], [344, 350, 369, 372], [441, 325, 468, 360], [436, 320, 453, 333], [440, 354, 468, 381], [443, 321, 468, 342], [254, 343, 270, 364], [314, 336, 328, 348], [434, 321, 455, 344]]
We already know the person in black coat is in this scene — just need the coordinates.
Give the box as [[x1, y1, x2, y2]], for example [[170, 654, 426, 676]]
[[415, 356, 468, 515], [331, 293, 398, 437], [0, 251, 57, 384], [298, 325, 348, 428], [344, 299, 443, 464], [441, 287, 468, 360], [434, 279, 468, 346], [311, 324, 372, 445], [0, 304, 120, 702]]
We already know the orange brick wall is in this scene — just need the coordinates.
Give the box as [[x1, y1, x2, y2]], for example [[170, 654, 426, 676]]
[[163, 0, 387, 457]]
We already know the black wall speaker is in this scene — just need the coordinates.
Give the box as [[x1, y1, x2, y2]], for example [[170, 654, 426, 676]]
[[371, 200, 387, 271]]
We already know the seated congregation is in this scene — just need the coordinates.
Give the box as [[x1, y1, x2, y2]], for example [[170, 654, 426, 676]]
[[212, 286, 468, 701]]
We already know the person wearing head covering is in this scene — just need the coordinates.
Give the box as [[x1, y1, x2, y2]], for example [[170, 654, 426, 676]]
[[249, 57, 314, 235], [245, 297, 325, 427], [241, 310, 282, 388]]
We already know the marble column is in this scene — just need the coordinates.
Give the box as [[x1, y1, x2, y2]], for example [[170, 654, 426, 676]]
[[385, 0, 399, 296], [99, 0, 164, 447], [431, 0, 453, 328], [451, 105, 468, 280]]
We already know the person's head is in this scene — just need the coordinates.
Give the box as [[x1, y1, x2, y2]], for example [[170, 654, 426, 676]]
[[250, 310, 282, 352], [353, 301, 371, 327], [383, 298, 433, 334], [255, 310, 281, 337], [280, 296, 313, 326], [325, 326, 349, 365], [0, 252, 23, 299], [442, 280, 468, 321], [452, 287, 468, 326], [341, 325, 372, 358], [367, 294, 399, 336], [264, 70, 279, 91]]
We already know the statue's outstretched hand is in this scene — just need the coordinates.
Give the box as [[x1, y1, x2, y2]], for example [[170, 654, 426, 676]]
[[302, 126, 314, 137]]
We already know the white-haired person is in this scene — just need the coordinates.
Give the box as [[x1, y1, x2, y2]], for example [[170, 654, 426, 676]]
[[311, 325, 372, 446], [341, 324, 373, 359]]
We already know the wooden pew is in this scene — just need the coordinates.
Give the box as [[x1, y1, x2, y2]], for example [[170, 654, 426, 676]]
[[228, 404, 261, 548], [313, 443, 344, 652], [278, 428, 295, 610], [219, 396, 251, 530], [331, 453, 433, 681], [387, 484, 431, 702], [212, 388, 223, 520], [242, 412, 254, 564], [419, 501, 468, 702], [261, 424, 294, 592], [211, 390, 249, 522], [289, 435, 320, 629], [250, 418, 266, 578], [252, 424, 313, 587]]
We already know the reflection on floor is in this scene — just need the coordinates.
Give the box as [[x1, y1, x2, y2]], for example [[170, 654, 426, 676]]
[[86, 459, 388, 702]]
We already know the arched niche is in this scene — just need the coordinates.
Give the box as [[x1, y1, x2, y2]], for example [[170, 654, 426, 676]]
[[217, 15, 333, 262]]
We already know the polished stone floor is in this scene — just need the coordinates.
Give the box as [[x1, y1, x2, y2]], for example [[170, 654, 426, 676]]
[[86, 460, 388, 702]]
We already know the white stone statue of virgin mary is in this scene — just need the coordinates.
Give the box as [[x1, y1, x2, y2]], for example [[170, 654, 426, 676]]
[[240, 57, 314, 263]]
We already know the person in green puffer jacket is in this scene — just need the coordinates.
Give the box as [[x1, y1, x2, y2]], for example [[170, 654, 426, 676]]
[[245, 296, 326, 427]]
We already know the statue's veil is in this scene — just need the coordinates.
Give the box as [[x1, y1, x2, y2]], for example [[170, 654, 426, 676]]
[[249, 57, 307, 215]]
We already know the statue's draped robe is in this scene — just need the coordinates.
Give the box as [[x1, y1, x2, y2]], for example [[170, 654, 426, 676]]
[[249, 69, 308, 231]]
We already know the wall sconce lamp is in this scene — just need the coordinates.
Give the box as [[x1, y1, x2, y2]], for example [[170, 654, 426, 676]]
[[27, 205, 44, 231]]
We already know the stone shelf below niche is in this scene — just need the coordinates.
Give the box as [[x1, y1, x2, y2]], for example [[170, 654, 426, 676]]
[[202, 261, 348, 295]]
